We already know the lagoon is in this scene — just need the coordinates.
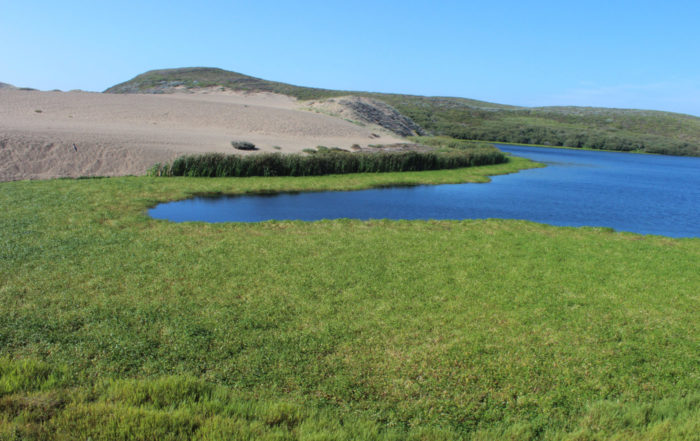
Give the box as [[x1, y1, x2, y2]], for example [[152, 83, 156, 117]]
[[149, 145, 700, 237]]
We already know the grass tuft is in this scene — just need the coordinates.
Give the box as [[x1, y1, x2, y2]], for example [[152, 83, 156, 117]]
[[0, 358, 66, 396]]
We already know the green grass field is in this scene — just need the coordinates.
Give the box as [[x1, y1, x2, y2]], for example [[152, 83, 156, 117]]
[[1, 157, 698, 440]]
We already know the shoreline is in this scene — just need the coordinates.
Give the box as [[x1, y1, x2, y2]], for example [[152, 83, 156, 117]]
[[493, 140, 657, 155]]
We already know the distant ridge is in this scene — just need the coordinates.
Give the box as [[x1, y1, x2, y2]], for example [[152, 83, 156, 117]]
[[0, 82, 37, 91], [107, 67, 700, 156], [104, 67, 510, 108], [106, 67, 339, 99]]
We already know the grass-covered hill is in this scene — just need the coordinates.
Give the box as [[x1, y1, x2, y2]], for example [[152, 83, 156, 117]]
[[106, 67, 700, 156]]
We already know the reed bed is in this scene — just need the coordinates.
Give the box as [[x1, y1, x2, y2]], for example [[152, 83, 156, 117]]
[[148, 149, 507, 177]]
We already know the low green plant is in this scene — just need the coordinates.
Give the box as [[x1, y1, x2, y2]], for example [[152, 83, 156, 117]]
[[231, 141, 257, 151], [147, 162, 170, 177], [411, 136, 495, 151]]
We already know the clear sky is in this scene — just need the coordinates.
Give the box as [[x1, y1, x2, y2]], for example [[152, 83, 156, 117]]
[[2, 0, 699, 115]]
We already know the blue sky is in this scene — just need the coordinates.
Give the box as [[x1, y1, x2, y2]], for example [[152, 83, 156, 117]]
[[2, 0, 699, 115]]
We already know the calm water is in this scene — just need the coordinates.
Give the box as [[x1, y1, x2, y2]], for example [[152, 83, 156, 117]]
[[149, 145, 700, 237]]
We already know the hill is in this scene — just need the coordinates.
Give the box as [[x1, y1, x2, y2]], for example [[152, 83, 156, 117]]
[[107, 67, 700, 156]]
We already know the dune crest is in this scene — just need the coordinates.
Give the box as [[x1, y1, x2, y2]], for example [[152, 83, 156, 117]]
[[0, 89, 404, 181]]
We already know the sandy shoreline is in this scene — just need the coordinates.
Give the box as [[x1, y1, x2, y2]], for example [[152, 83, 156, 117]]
[[0, 89, 404, 181]]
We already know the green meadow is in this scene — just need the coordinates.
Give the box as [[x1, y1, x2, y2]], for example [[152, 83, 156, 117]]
[[1, 156, 698, 440]]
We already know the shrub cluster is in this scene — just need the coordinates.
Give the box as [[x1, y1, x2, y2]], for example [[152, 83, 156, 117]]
[[231, 141, 257, 151], [410, 136, 496, 151], [148, 149, 506, 178], [440, 123, 699, 155]]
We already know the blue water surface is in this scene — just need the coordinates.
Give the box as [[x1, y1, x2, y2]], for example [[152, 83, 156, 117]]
[[149, 145, 700, 237]]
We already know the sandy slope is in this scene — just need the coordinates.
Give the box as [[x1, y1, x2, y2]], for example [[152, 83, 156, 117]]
[[0, 89, 404, 181]]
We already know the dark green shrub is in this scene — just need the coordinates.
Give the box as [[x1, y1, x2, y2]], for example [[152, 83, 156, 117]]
[[231, 141, 257, 151]]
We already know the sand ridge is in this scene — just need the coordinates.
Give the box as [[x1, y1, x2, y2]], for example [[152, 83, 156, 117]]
[[0, 89, 404, 181]]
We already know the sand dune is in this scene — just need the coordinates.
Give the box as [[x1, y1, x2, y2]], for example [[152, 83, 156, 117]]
[[0, 89, 404, 181]]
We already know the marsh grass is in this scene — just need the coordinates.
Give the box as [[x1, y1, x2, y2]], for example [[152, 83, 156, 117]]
[[1, 157, 698, 440], [149, 149, 506, 178]]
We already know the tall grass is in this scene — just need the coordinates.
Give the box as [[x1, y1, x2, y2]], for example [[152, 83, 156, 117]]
[[148, 149, 507, 178]]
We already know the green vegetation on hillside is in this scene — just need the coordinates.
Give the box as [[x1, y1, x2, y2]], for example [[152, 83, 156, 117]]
[[148, 147, 506, 178], [106, 67, 700, 157], [409, 136, 504, 151], [105, 67, 346, 100], [380, 96, 700, 156], [1, 161, 698, 440]]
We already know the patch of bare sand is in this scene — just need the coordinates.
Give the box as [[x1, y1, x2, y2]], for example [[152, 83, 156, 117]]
[[0, 89, 404, 181]]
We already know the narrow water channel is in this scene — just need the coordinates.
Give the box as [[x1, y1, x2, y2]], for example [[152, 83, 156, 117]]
[[149, 145, 700, 238]]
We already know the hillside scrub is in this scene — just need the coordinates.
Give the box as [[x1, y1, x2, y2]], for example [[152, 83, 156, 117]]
[[409, 136, 499, 151], [374, 95, 700, 156]]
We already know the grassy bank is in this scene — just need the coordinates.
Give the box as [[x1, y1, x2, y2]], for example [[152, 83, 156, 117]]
[[1, 158, 698, 440]]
